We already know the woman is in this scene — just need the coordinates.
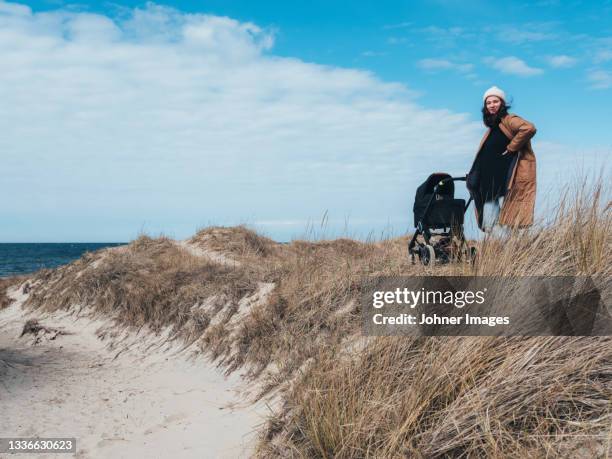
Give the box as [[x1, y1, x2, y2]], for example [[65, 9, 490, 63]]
[[467, 86, 537, 234]]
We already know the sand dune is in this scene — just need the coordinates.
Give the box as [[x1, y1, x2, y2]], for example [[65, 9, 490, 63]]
[[2, 197, 609, 458], [0, 288, 267, 459]]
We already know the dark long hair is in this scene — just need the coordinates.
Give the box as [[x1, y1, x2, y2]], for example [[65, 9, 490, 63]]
[[482, 99, 511, 127]]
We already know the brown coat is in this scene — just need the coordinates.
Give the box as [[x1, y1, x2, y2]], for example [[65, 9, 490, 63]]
[[470, 114, 537, 228]]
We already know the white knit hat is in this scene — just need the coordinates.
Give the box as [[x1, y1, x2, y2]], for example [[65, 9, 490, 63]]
[[483, 86, 506, 103]]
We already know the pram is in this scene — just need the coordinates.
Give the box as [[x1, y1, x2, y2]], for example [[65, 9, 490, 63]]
[[408, 173, 476, 265]]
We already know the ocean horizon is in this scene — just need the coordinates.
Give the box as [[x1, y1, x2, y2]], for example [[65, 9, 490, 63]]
[[0, 243, 126, 278]]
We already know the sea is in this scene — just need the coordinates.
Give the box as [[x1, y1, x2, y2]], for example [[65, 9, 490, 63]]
[[0, 243, 126, 278]]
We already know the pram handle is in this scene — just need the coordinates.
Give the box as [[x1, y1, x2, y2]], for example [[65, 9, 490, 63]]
[[433, 176, 466, 193]]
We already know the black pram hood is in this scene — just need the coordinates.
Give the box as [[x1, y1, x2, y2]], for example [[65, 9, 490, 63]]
[[413, 172, 461, 228], [415, 173, 455, 202]]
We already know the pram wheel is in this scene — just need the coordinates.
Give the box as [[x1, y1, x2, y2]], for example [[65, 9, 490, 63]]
[[420, 244, 436, 266], [458, 245, 477, 264], [455, 243, 473, 263]]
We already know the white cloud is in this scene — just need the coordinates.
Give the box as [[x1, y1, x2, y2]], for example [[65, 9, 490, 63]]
[[418, 58, 453, 70], [546, 54, 577, 68], [587, 69, 612, 89], [0, 0, 485, 241], [361, 50, 387, 57], [491, 24, 558, 44], [421, 26, 466, 36], [594, 49, 612, 63], [417, 58, 473, 73], [1, 1, 605, 243], [386, 36, 410, 45], [416, 25, 476, 48], [382, 21, 413, 30], [0, 0, 28, 15], [498, 30, 557, 44], [484, 56, 544, 76]]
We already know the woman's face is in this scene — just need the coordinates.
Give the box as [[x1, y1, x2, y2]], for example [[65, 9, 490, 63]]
[[485, 96, 502, 115]]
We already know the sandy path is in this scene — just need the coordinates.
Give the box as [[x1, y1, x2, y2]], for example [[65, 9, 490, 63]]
[[0, 290, 267, 459]]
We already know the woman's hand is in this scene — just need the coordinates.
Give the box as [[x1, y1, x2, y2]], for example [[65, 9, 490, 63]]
[[502, 149, 515, 156]]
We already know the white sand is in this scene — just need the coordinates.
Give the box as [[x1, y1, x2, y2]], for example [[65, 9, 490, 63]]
[[0, 288, 268, 459]]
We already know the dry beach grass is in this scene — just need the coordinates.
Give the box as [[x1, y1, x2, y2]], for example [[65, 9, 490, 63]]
[[8, 176, 611, 458], [0, 276, 23, 309]]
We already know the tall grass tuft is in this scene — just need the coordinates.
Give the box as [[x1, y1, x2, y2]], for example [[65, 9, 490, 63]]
[[0, 276, 23, 309], [257, 175, 611, 457]]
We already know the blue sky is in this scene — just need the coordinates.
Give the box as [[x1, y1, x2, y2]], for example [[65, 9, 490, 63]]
[[1, 0, 610, 241]]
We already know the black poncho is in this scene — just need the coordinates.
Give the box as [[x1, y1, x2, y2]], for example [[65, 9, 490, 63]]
[[474, 122, 514, 201]]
